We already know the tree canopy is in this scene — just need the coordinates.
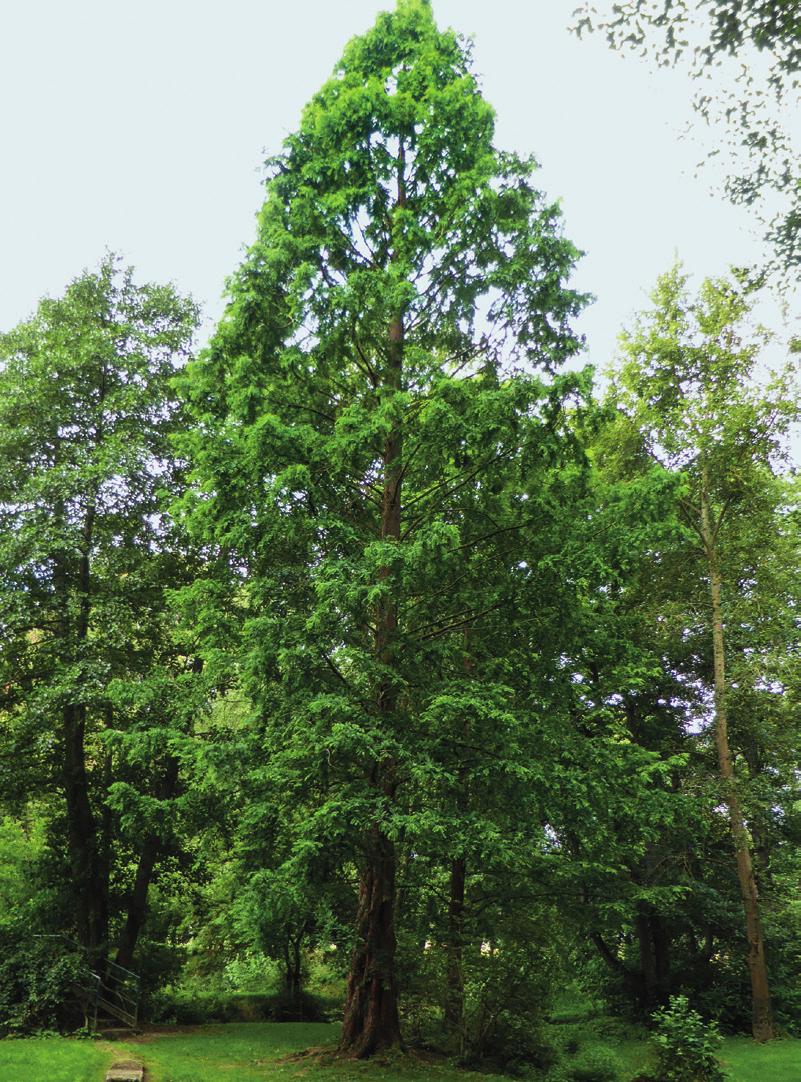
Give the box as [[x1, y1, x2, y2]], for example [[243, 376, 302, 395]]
[[0, 1, 800, 1072]]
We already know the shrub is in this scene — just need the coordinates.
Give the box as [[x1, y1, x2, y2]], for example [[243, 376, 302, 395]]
[[147, 986, 330, 1025], [461, 941, 557, 1073], [650, 995, 726, 1082], [0, 930, 88, 1034]]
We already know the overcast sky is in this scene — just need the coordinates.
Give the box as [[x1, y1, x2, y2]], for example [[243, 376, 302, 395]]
[[0, 0, 782, 369]]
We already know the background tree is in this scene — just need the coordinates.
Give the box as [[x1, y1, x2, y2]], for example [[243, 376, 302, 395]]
[[607, 262, 800, 1039], [0, 256, 199, 975]]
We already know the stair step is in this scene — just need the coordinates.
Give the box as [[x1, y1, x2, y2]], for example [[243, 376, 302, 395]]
[[105, 1061, 144, 1082]]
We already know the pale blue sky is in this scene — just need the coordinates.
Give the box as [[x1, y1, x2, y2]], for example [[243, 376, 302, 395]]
[[0, 0, 777, 367]]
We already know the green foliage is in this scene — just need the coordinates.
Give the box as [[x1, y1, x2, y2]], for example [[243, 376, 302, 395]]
[[458, 920, 556, 1069], [594, 262, 801, 1032], [149, 987, 329, 1025], [3, 0, 801, 1054], [0, 933, 87, 1035], [0, 813, 86, 1034], [177, 0, 599, 1050], [0, 254, 203, 1016], [651, 995, 727, 1082]]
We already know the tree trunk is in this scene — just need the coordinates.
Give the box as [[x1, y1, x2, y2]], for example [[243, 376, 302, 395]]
[[444, 855, 466, 1048], [445, 640, 469, 1049], [700, 472, 774, 1041], [651, 911, 670, 1006], [634, 905, 670, 1012], [63, 702, 107, 962], [340, 141, 406, 1056], [56, 501, 106, 964], [114, 835, 158, 972], [282, 925, 305, 1008], [115, 755, 180, 971], [341, 827, 402, 1055]]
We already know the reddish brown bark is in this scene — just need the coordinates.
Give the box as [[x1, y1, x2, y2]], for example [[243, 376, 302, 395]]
[[340, 142, 406, 1056], [341, 829, 402, 1055]]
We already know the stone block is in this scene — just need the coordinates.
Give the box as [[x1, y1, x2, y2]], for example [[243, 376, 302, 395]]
[[105, 1062, 144, 1082]]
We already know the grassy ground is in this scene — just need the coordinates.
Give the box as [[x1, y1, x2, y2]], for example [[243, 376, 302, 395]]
[[720, 1036, 801, 1082], [0, 1034, 116, 1082], [0, 1024, 510, 1082], [1, 1021, 800, 1082]]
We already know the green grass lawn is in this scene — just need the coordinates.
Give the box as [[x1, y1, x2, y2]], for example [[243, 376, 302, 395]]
[[0, 1035, 117, 1082], [1, 1022, 800, 1082], [130, 1022, 515, 1082], [721, 1035, 801, 1082], [0, 1024, 510, 1082]]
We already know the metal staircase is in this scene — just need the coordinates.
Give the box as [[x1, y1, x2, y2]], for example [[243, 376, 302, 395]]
[[95, 960, 140, 1029], [37, 934, 140, 1031]]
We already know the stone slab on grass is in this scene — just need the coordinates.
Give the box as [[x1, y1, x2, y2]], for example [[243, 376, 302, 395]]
[[105, 1062, 144, 1082]]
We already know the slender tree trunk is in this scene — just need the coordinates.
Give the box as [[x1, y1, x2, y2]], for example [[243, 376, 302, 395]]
[[63, 702, 106, 961], [98, 743, 115, 963], [700, 471, 774, 1041], [341, 142, 407, 1057], [444, 855, 466, 1047], [651, 911, 670, 1005], [281, 925, 305, 1007], [291, 930, 303, 1002], [634, 905, 670, 1012], [444, 639, 470, 1049], [114, 838, 158, 972], [114, 755, 180, 971], [55, 489, 107, 964], [634, 906, 658, 1012]]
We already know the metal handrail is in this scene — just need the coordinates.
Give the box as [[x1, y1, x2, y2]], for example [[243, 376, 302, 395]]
[[33, 934, 140, 1030]]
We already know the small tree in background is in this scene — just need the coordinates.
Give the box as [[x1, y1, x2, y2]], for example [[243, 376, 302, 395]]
[[0, 255, 199, 969], [610, 263, 800, 1039]]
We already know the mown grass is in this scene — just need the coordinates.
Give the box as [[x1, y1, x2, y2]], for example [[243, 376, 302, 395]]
[[1, 1021, 800, 1082], [720, 1035, 801, 1082], [120, 1023, 513, 1082], [0, 1035, 116, 1082], [0, 1023, 510, 1082]]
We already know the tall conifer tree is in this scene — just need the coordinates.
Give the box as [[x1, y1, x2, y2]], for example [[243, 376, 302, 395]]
[[181, 0, 585, 1054]]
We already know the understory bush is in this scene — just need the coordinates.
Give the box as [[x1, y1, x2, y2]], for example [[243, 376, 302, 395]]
[[0, 929, 87, 1034], [148, 986, 331, 1025], [397, 928, 557, 1072], [461, 941, 557, 1074], [650, 995, 726, 1082]]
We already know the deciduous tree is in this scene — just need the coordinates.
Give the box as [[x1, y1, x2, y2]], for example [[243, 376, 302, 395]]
[[609, 263, 800, 1039]]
